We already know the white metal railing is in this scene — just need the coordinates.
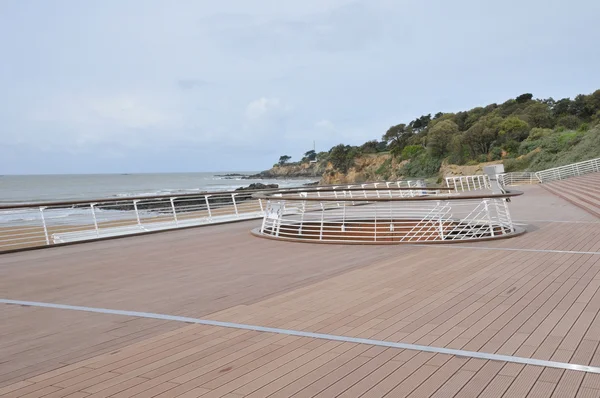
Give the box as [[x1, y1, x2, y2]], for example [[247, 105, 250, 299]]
[[535, 157, 600, 183], [448, 172, 541, 191], [445, 175, 491, 192], [498, 172, 542, 186], [0, 191, 265, 251], [448, 157, 600, 192], [0, 180, 423, 252], [254, 187, 521, 244]]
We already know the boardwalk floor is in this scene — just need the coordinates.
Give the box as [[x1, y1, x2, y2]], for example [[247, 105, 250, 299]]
[[2, 183, 600, 397]]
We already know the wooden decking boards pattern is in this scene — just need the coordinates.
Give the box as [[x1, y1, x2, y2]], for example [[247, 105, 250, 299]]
[[1, 176, 600, 397]]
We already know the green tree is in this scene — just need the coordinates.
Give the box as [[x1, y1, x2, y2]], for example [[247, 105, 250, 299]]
[[556, 115, 582, 130], [498, 99, 521, 117], [278, 155, 291, 165], [464, 107, 486, 130], [401, 145, 424, 160], [329, 144, 359, 173], [570, 94, 594, 118], [523, 103, 553, 128], [587, 90, 600, 113], [499, 117, 530, 141], [447, 133, 468, 164], [409, 114, 432, 132], [382, 123, 413, 157], [427, 120, 459, 157], [463, 116, 502, 156], [516, 93, 533, 103], [552, 98, 572, 117], [303, 150, 317, 161], [359, 140, 379, 154]]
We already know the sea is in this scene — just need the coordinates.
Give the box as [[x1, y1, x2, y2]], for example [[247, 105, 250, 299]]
[[0, 172, 318, 204]]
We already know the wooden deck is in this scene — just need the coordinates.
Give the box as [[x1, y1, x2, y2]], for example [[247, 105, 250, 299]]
[[2, 179, 600, 397]]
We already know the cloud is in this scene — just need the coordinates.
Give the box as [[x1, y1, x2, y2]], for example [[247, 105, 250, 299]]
[[2, 0, 600, 173], [22, 93, 186, 152], [203, 2, 383, 56], [315, 119, 336, 131], [177, 79, 209, 90], [245, 97, 289, 120]]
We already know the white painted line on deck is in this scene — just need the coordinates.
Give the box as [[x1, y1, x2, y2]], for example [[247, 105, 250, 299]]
[[514, 219, 600, 224], [2, 298, 600, 374], [421, 245, 600, 255]]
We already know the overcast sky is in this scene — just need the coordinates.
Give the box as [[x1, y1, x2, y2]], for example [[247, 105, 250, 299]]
[[1, 0, 599, 174]]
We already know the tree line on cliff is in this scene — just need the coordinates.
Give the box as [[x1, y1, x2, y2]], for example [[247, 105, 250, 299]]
[[277, 89, 600, 178]]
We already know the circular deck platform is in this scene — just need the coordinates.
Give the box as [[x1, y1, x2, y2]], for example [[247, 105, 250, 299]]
[[252, 186, 524, 244]]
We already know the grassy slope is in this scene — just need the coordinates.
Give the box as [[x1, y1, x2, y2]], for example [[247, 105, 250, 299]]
[[505, 126, 600, 172]]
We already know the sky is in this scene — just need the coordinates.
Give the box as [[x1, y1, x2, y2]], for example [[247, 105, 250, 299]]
[[1, 0, 599, 174]]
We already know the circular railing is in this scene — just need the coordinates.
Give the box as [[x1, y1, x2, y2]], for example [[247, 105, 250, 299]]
[[251, 186, 524, 244]]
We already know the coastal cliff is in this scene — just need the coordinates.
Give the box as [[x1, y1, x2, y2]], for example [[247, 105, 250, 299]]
[[258, 153, 531, 185], [252, 161, 326, 179], [259, 153, 409, 185], [256, 90, 600, 185]]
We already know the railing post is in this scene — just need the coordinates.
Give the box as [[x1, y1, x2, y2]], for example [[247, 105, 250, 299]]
[[342, 201, 346, 233], [204, 195, 212, 220], [133, 200, 142, 227], [260, 201, 268, 233], [231, 193, 239, 217], [434, 200, 444, 240], [503, 198, 514, 233], [484, 200, 494, 237], [258, 198, 264, 213], [39, 207, 50, 245], [374, 203, 377, 242], [275, 203, 283, 237], [170, 197, 178, 225], [298, 201, 306, 235], [90, 203, 100, 237], [319, 203, 325, 240]]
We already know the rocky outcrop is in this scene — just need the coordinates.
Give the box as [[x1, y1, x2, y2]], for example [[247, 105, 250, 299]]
[[234, 183, 279, 191], [249, 162, 325, 179]]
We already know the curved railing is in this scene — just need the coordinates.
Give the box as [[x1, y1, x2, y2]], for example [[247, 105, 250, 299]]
[[252, 187, 523, 244], [0, 180, 425, 253]]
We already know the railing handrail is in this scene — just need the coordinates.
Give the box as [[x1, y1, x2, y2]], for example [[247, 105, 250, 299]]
[[0, 179, 421, 210], [536, 157, 600, 174], [256, 188, 521, 244], [254, 187, 522, 201], [535, 157, 600, 182]]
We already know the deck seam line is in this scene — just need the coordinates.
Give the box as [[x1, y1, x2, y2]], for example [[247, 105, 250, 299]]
[[2, 299, 600, 374]]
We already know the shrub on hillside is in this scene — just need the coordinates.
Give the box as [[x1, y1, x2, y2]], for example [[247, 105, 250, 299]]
[[399, 154, 442, 178]]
